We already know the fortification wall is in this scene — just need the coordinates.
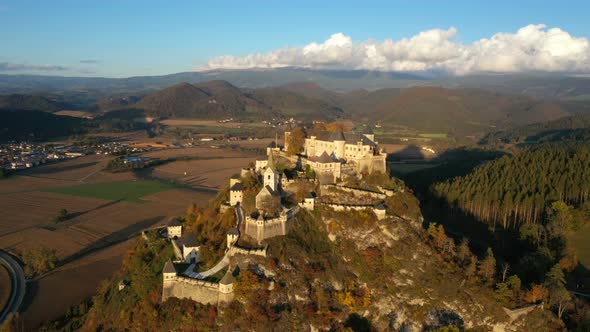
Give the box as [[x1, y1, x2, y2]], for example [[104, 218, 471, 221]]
[[228, 245, 268, 257], [162, 276, 231, 304], [243, 206, 299, 242], [319, 202, 387, 219], [320, 184, 386, 200]]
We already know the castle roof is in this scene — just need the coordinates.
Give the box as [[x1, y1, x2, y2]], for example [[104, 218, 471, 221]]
[[166, 217, 182, 227], [375, 203, 386, 210], [306, 192, 317, 199], [227, 227, 239, 235], [313, 130, 376, 147], [230, 182, 244, 191], [183, 234, 200, 248], [267, 141, 277, 148], [309, 151, 335, 163], [163, 259, 176, 274], [258, 185, 278, 197], [219, 267, 235, 285]]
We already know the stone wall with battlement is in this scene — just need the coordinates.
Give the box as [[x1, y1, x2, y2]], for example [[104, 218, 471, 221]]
[[243, 206, 300, 242], [319, 202, 387, 220], [162, 275, 234, 304], [320, 184, 387, 200], [228, 244, 268, 257]]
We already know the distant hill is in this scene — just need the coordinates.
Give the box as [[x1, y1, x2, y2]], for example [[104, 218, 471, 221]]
[[0, 94, 72, 112], [133, 81, 279, 120], [97, 80, 345, 121], [0, 109, 85, 141], [3, 69, 590, 100], [342, 86, 570, 134], [250, 86, 344, 120], [480, 114, 590, 145]]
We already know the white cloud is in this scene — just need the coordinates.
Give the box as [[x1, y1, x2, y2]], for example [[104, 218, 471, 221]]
[[203, 24, 590, 75]]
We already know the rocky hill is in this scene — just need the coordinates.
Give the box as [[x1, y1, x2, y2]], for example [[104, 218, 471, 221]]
[[48, 184, 561, 331]]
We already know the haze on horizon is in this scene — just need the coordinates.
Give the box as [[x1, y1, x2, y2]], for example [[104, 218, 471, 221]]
[[1, 0, 589, 77]]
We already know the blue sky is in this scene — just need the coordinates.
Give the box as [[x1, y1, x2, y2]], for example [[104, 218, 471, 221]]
[[0, 0, 589, 77]]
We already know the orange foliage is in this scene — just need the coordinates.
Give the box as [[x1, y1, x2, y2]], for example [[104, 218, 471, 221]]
[[524, 284, 549, 303]]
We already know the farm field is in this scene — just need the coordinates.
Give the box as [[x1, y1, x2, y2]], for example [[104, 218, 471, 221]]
[[0, 264, 10, 317], [160, 119, 270, 128], [418, 133, 448, 138], [143, 157, 256, 189], [0, 144, 256, 328], [22, 240, 131, 330], [42, 180, 178, 203]]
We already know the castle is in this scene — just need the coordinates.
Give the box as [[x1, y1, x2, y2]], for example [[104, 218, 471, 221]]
[[285, 130, 387, 182], [161, 129, 392, 306]]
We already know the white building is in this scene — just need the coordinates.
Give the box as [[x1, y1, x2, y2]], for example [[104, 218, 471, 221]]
[[182, 234, 200, 264]]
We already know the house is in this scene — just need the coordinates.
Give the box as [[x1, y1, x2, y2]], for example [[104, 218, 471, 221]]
[[166, 217, 182, 239], [229, 182, 244, 206], [182, 234, 200, 264]]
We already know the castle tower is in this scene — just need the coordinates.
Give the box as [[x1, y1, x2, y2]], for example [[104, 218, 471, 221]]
[[263, 152, 278, 192], [226, 228, 239, 249]]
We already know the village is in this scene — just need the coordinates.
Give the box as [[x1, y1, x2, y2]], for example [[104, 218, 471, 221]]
[[157, 129, 398, 305]]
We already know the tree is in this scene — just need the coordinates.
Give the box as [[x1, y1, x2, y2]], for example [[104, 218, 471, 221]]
[[494, 282, 512, 303], [456, 238, 471, 264], [477, 248, 496, 281], [464, 255, 477, 280], [507, 275, 522, 291], [235, 269, 259, 300], [51, 208, 69, 223], [22, 246, 59, 277], [286, 127, 305, 156], [545, 264, 571, 319], [525, 284, 548, 304]]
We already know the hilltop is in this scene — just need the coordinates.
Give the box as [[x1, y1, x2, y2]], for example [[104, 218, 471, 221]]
[[0, 94, 73, 112]]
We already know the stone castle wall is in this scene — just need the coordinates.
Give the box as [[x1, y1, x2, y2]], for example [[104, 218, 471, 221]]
[[228, 244, 268, 257], [243, 206, 300, 242], [162, 275, 234, 304], [320, 184, 386, 200]]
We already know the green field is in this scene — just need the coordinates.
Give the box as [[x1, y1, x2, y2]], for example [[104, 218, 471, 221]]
[[43, 180, 178, 203], [418, 133, 448, 138], [570, 224, 590, 268]]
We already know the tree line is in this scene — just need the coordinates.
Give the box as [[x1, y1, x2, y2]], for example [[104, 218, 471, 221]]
[[432, 146, 590, 229]]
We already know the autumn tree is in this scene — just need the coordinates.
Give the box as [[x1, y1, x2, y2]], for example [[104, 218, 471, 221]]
[[456, 238, 471, 264], [22, 246, 59, 277], [235, 269, 259, 300], [525, 284, 549, 304], [286, 127, 305, 156], [477, 248, 496, 281]]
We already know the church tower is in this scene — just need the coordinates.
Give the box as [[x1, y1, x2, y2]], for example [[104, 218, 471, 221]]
[[263, 152, 279, 192]]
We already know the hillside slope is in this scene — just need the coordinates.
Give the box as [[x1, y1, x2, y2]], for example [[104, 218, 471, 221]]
[[344, 87, 569, 134], [66, 187, 560, 331], [0, 94, 72, 112]]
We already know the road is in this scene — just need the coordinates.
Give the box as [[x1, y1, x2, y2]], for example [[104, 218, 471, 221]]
[[0, 250, 25, 323]]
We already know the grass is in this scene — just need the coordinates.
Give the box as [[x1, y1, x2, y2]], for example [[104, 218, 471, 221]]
[[42, 180, 178, 203], [418, 133, 448, 138], [570, 223, 590, 268]]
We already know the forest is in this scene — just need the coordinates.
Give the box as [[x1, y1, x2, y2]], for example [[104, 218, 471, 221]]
[[432, 146, 590, 229]]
